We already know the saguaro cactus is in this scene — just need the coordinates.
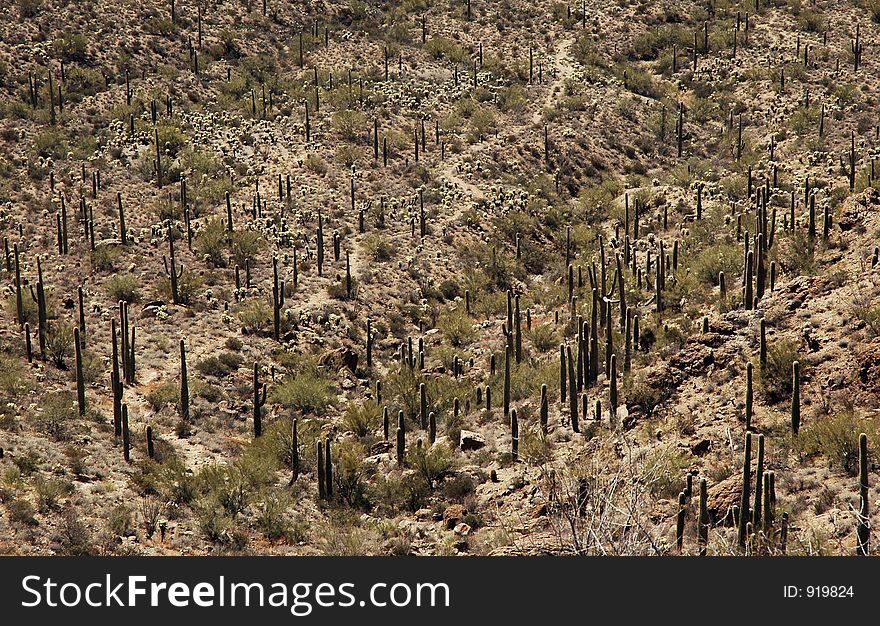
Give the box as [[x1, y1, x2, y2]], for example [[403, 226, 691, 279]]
[[738, 432, 752, 549], [317, 440, 325, 499], [163, 228, 184, 305], [510, 408, 519, 461], [397, 410, 406, 466], [122, 403, 131, 463], [539, 383, 548, 434], [325, 439, 333, 499], [272, 257, 285, 341], [699, 477, 709, 556], [74, 327, 85, 416], [858, 432, 870, 556], [503, 345, 511, 421], [753, 433, 765, 528], [253, 362, 267, 437], [791, 360, 800, 435], [179, 339, 189, 424], [117, 192, 127, 245], [567, 345, 578, 433], [676, 491, 686, 552], [745, 362, 753, 431]]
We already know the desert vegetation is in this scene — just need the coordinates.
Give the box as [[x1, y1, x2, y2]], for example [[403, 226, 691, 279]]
[[0, 0, 878, 556]]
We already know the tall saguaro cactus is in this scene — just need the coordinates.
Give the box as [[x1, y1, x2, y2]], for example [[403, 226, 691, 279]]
[[179, 339, 190, 425], [857, 432, 870, 556], [253, 362, 267, 437], [163, 227, 184, 305]]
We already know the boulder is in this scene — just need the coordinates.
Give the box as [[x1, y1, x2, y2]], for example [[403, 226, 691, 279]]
[[459, 430, 486, 451], [443, 504, 467, 529], [318, 346, 358, 373]]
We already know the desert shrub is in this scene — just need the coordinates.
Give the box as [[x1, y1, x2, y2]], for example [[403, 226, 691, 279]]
[[58, 509, 93, 555], [12, 449, 41, 475], [232, 230, 263, 268], [255, 489, 305, 541], [798, 9, 825, 32], [17, 0, 43, 18], [236, 299, 273, 334], [195, 219, 229, 267], [146, 381, 179, 412], [105, 273, 141, 303], [794, 411, 878, 475], [643, 447, 693, 499], [46, 324, 74, 369], [90, 244, 121, 271], [690, 242, 741, 285], [331, 110, 367, 142], [625, 374, 662, 415], [158, 269, 202, 305], [332, 441, 373, 508], [410, 443, 457, 489], [870, 0, 880, 23], [487, 359, 558, 404], [34, 477, 73, 512], [52, 34, 88, 62], [759, 337, 800, 402], [383, 366, 472, 427], [8, 498, 37, 526], [343, 401, 383, 437], [108, 504, 133, 536], [528, 323, 558, 353], [305, 153, 327, 175], [34, 127, 68, 159], [271, 365, 336, 414], [361, 233, 394, 261], [437, 307, 475, 347], [370, 473, 430, 514], [424, 37, 471, 63], [196, 352, 242, 378], [519, 426, 552, 465], [0, 353, 32, 399]]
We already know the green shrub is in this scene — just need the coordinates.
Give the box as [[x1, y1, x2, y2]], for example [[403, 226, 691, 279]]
[[794, 411, 878, 475], [17, 0, 42, 18], [196, 352, 243, 378], [271, 368, 336, 414], [343, 401, 383, 437], [437, 307, 475, 347], [105, 273, 141, 303], [410, 443, 457, 489], [759, 338, 800, 402], [361, 233, 394, 261], [46, 324, 74, 368], [8, 498, 37, 526], [146, 381, 179, 412], [528, 323, 558, 353], [236, 300, 272, 334]]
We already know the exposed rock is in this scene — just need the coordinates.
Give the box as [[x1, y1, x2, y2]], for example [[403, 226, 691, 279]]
[[443, 504, 467, 529], [318, 346, 358, 372], [369, 440, 394, 455], [691, 439, 711, 455], [459, 430, 486, 451]]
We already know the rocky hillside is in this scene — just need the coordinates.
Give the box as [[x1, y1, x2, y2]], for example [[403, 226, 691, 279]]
[[0, 0, 878, 555]]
